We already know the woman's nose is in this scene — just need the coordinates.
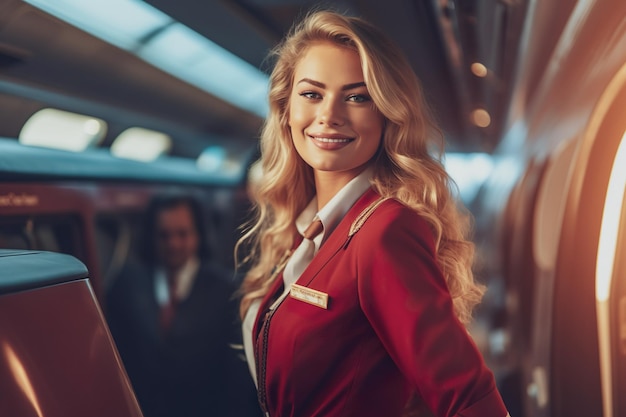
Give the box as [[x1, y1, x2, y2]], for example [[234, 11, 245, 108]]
[[318, 98, 345, 126]]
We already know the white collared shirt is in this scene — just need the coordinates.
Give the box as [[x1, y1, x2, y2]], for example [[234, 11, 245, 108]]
[[242, 167, 374, 384], [154, 256, 200, 306]]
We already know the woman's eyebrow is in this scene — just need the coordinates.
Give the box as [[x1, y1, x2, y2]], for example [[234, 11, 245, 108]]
[[342, 82, 366, 91], [296, 78, 367, 91], [296, 78, 324, 88]]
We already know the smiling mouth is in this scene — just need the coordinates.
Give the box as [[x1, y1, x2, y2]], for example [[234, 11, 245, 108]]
[[309, 135, 354, 143]]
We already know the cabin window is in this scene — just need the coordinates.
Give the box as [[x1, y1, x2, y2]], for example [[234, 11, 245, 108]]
[[19, 108, 107, 152], [110, 127, 172, 162], [444, 152, 494, 205], [0, 215, 84, 261]]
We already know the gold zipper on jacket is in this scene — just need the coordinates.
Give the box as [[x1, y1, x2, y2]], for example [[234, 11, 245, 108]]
[[256, 304, 277, 416], [255, 249, 292, 416]]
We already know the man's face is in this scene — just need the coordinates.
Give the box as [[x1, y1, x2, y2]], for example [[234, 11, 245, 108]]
[[155, 203, 199, 271]]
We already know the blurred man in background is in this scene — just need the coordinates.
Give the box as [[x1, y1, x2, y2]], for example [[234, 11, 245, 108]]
[[106, 192, 260, 417]]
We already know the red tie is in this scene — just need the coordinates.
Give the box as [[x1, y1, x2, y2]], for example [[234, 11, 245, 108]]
[[303, 219, 323, 240]]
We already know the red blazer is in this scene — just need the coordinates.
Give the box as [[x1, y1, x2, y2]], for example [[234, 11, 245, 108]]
[[253, 189, 508, 417]]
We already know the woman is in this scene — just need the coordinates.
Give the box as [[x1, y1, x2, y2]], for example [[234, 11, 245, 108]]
[[237, 10, 510, 417]]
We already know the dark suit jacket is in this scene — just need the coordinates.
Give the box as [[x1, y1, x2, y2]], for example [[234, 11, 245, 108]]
[[106, 260, 260, 417], [253, 189, 508, 417]]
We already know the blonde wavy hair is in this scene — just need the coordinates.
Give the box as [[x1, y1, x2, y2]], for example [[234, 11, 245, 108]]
[[236, 10, 484, 325]]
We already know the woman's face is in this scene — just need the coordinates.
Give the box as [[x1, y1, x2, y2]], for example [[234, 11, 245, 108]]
[[288, 41, 384, 181]]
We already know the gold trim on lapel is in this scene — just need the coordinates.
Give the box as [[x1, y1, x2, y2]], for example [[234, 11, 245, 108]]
[[348, 196, 389, 237], [297, 190, 389, 285]]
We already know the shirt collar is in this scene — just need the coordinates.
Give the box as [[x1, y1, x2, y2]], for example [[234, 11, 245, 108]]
[[154, 256, 200, 304], [296, 167, 373, 247], [175, 256, 200, 300]]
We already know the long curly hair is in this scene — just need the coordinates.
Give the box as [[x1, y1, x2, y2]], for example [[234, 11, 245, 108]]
[[236, 10, 483, 326]]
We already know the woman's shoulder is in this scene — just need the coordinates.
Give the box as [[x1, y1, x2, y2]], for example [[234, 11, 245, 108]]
[[351, 197, 436, 252], [365, 197, 432, 232]]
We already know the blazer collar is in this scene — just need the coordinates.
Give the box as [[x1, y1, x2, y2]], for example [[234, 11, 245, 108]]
[[295, 188, 380, 288], [255, 187, 381, 327]]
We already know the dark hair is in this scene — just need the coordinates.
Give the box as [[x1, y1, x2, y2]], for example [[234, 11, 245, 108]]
[[138, 192, 211, 265]]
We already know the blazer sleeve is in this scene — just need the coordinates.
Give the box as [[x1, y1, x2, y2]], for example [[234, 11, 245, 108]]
[[355, 203, 508, 417]]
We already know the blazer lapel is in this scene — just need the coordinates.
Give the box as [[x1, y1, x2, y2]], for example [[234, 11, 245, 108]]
[[254, 187, 382, 327], [296, 188, 380, 286]]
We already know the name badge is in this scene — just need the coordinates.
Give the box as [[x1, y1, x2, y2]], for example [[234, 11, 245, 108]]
[[290, 284, 328, 309]]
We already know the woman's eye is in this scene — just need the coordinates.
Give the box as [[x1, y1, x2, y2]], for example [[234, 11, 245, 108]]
[[300, 91, 321, 100], [347, 94, 370, 103]]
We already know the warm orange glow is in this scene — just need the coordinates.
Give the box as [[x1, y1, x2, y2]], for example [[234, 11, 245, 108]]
[[2, 341, 43, 417], [596, 129, 626, 417], [470, 62, 488, 77], [596, 130, 626, 302], [471, 108, 491, 127]]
